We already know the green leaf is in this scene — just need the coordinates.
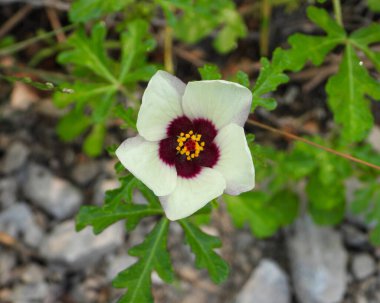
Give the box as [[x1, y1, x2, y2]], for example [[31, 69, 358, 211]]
[[370, 225, 380, 246], [229, 70, 250, 88], [83, 123, 106, 157], [56, 110, 91, 141], [198, 64, 222, 80], [278, 7, 345, 72], [224, 191, 297, 237], [309, 202, 345, 225], [113, 218, 173, 303], [69, 0, 134, 23], [368, 0, 380, 12], [53, 82, 116, 109], [119, 19, 157, 84], [76, 203, 162, 235], [169, 0, 246, 53], [58, 23, 117, 84], [326, 44, 380, 142], [306, 174, 345, 210], [179, 220, 229, 284], [114, 104, 137, 130], [91, 91, 117, 123], [270, 190, 299, 226], [350, 24, 380, 72], [76, 175, 163, 234], [251, 56, 288, 111], [213, 7, 247, 53]]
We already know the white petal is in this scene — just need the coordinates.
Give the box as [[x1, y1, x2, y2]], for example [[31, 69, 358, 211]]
[[116, 136, 177, 196], [214, 123, 255, 195], [137, 70, 185, 141], [182, 80, 252, 130], [159, 168, 226, 221]]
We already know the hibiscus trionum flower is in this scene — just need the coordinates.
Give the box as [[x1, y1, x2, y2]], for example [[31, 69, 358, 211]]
[[116, 71, 255, 220]]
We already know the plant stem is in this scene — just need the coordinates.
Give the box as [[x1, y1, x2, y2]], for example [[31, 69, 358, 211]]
[[164, 25, 174, 74], [247, 119, 380, 171], [332, 0, 343, 27], [0, 24, 75, 57], [260, 0, 271, 56]]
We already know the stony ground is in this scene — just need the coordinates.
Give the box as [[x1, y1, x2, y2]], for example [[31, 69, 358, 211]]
[[1, 82, 380, 303]]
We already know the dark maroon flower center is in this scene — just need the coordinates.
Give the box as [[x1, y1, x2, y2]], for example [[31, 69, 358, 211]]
[[159, 116, 219, 179]]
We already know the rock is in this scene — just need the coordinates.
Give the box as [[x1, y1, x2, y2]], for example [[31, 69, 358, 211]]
[[40, 220, 124, 269], [1, 141, 29, 173], [106, 254, 137, 281], [10, 82, 39, 110], [0, 250, 16, 285], [287, 216, 347, 303], [235, 259, 290, 303], [0, 203, 44, 248], [0, 177, 17, 208], [22, 163, 83, 220], [12, 282, 49, 303], [342, 225, 368, 248], [21, 264, 45, 284], [352, 254, 376, 280], [71, 276, 106, 303], [72, 160, 100, 185]]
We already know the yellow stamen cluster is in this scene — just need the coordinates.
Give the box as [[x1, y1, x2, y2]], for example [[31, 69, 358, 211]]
[[176, 130, 205, 161]]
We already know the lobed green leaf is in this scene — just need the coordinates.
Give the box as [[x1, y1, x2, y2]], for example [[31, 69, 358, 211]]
[[76, 175, 163, 234], [326, 44, 380, 142], [179, 220, 229, 284], [198, 64, 222, 80], [113, 218, 173, 303], [69, 0, 135, 23], [251, 57, 288, 111]]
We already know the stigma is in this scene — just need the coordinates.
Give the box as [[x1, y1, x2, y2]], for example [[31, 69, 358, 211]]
[[176, 130, 205, 160]]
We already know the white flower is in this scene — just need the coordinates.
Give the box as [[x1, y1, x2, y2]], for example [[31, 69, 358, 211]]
[[116, 70, 255, 221]]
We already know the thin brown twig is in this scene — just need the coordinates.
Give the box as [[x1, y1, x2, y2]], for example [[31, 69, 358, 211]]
[[46, 7, 66, 43], [174, 46, 207, 67], [247, 119, 380, 171], [0, 4, 33, 39]]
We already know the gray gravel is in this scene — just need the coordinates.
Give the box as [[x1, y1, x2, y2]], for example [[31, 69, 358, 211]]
[[22, 163, 83, 220], [287, 216, 348, 303]]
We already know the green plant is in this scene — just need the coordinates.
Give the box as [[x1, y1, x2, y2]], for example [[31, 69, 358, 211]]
[[3, 1, 380, 302]]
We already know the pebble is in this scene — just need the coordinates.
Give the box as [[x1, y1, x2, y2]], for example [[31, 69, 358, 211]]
[[1, 141, 29, 173], [342, 225, 368, 248], [71, 276, 107, 303], [40, 220, 124, 269], [71, 160, 100, 185], [22, 163, 83, 220], [352, 254, 376, 280], [0, 203, 44, 248], [0, 250, 16, 285], [287, 216, 347, 303], [21, 264, 45, 284], [0, 177, 17, 208], [11, 282, 49, 303], [235, 259, 290, 303]]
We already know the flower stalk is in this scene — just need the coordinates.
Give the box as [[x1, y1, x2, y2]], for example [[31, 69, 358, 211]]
[[164, 25, 174, 74], [333, 0, 343, 27]]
